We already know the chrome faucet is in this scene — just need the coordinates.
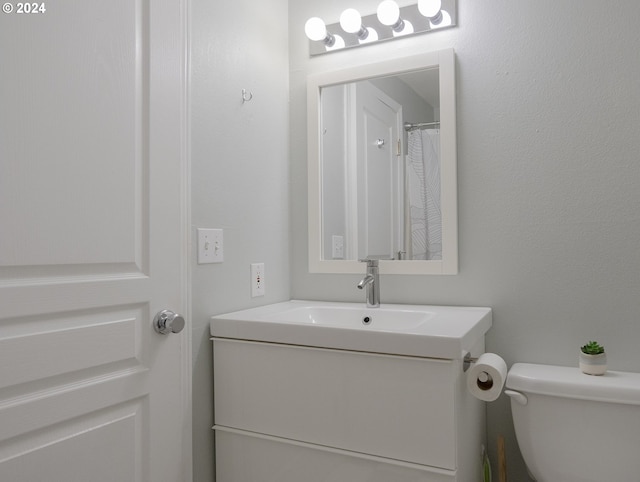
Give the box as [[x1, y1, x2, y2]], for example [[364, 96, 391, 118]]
[[357, 259, 380, 308]]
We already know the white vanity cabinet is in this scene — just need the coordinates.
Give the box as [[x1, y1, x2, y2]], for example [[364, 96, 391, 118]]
[[211, 301, 491, 482]]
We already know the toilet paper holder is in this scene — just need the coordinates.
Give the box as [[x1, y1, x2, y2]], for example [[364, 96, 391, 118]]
[[463, 352, 478, 372]]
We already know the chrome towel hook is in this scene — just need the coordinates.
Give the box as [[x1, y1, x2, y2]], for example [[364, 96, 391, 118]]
[[242, 89, 253, 103]]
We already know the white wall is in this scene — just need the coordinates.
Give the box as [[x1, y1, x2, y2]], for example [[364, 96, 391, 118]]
[[190, 0, 290, 480], [290, 0, 640, 479]]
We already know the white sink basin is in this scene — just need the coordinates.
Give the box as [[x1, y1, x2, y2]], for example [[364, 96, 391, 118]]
[[260, 305, 432, 329], [210, 300, 492, 359]]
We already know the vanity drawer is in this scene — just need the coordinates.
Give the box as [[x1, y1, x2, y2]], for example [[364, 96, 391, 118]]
[[215, 428, 456, 482], [213, 338, 457, 469]]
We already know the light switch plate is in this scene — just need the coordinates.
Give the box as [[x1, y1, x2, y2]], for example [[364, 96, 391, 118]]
[[197, 228, 223, 264]]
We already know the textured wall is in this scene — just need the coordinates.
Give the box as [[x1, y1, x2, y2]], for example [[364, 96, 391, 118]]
[[289, 1, 640, 479], [190, 0, 290, 479]]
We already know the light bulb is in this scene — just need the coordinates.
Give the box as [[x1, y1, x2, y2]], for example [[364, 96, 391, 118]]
[[361, 28, 379, 43], [392, 19, 413, 36], [418, 0, 441, 18], [377, 0, 400, 26], [325, 34, 345, 51], [340, 8, 362, 34], [305, 17, 328, 42], [340, 8, 370, 41], [430, 9, 451, 27]]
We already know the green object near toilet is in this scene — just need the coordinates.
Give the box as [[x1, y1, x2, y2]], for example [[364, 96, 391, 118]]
[[482, 445, 492, 482]]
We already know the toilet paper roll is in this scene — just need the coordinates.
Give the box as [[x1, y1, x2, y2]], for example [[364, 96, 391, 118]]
[[466, 353, 507, 402]]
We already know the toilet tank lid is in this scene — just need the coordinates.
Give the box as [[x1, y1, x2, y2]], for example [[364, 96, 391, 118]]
[[506, 363, 640, 406]]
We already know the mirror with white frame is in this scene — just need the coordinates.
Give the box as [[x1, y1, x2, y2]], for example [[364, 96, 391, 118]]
[[308, 48, 457, 274]]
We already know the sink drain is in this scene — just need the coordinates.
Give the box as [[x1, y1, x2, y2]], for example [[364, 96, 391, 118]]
[[362, 316, 372, 325]]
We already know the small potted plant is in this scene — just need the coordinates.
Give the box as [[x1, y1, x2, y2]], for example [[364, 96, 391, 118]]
[[580, 341, 607, 375]]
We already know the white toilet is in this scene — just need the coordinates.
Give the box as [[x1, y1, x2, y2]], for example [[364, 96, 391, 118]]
[[505, 363, 640, 482]]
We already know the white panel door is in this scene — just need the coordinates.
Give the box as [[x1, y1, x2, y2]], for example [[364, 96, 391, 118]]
[[0, 1, 190, 481], [353, 82, 403, 260]]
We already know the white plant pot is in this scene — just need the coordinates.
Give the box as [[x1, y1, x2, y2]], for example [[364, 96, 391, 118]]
[[579, 352, 607, 375]]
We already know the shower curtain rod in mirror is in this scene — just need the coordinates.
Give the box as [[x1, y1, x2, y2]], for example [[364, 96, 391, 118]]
[[404, 121, 440, 131]]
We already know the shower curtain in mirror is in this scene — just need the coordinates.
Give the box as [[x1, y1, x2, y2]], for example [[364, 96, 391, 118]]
[[406, 129, 442, 260]]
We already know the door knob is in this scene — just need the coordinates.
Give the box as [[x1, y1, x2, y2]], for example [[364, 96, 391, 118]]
[[153, 309, 185, 335]]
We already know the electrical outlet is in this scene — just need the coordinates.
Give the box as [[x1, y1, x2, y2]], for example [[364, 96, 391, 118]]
[[197, 228, 223, 264], [332, 235, 344, 259], [251, 263, 265, 297]]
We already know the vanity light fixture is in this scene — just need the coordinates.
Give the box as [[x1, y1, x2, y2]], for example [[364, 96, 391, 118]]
[[305, 0, 456, 55]]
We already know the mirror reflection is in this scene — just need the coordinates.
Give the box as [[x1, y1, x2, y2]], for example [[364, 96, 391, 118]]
[[308, 48, 457, 274], [320, 68, 441, 262]]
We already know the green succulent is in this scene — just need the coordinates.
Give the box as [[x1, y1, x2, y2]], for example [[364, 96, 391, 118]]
[[581, 341, 605, 355]]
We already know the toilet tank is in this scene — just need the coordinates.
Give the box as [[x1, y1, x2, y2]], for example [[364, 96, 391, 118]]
[[506, 363, 640, 482]]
